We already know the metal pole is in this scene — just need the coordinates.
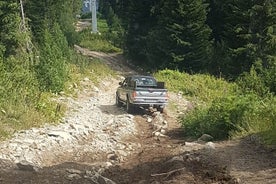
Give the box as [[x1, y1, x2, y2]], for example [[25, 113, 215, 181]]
[[20, 0, 26, 31], [91, 0, 97, 33]]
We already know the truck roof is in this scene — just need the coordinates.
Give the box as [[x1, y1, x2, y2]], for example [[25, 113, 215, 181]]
[[127, 75, 157, 87], [127, 75, 155, 79]]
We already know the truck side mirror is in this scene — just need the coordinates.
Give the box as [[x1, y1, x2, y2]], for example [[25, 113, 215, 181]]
[[130, 80, 137, 88]]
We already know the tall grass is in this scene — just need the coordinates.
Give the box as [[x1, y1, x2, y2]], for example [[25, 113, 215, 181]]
[[155, 69, 276, 143], [0, 51, 114, 141], [65, 53, 115, 95], [154, 69, 239, 105], [0, 56, 57, 140]]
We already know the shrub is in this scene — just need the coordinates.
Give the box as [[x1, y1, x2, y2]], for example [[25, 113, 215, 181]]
[[78, 17, 122, 53], [79, 29, 121, 53], [182, 94, 276, 140], [155, 69, 276, 141], [237, 66, 269, 96], [154, 69, 239, 104], [35, 24, 69, 93]]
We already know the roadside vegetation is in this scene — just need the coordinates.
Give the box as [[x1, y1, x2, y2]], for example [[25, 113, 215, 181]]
[[155, 70, 276, 145], [79, 13, 123, 53], [0, 1, 116, 141]]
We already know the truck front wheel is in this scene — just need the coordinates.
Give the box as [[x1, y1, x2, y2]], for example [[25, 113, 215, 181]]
[[116, 94, 123, 107], [157, 106, 165, 113]]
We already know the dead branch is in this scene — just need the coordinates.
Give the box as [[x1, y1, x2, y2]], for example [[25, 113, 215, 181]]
[[151, 167, 186, 179]]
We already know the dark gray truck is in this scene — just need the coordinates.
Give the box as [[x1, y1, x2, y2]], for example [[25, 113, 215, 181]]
[[116, 75, 168, 113]]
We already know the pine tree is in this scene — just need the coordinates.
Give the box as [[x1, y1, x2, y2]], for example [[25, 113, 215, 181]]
[[0, 1, 21, 57], [25, 0, 81, 45], [35, 24, 68, 93], [123, 0, 160, 66], [147, 0, 212, 72], [207, 0, 276, 78]]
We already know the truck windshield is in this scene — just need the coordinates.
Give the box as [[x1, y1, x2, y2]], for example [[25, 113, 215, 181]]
[[132, 77, 157, 87]]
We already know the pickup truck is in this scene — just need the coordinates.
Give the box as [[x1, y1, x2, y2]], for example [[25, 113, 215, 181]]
[[116, 75, 168, 113]]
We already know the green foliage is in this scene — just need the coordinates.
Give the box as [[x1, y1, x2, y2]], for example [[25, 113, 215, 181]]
[[148, 0, 212, 72], [64, 53, 116, 99], [154, 69, 239, 104], [182, 88, 276, 140], [35, 24, 69, 93], [97, 18, 110, 33], [237, 58, 276, 95], [263, 58, 276, 94], [0, 1, 21, 57], [105, 10, 125, 48], [156, 69, 276, 142], [80, 28, 121, 53], [236, 65, 269, 96], [208, 0, 276, 78], [261, 127, 276, 146], [25, 0, 81, 45], [0, 54, 61, 140], [122, 0, 159, 65], [182, 94, 255, 139]]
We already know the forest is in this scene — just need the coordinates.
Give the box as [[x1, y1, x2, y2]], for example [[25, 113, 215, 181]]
[[0, 0, 275, 143], [100, 0, 276, 86]]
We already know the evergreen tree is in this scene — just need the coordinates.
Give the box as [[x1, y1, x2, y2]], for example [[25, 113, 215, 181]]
[[147, 0, 212, 72], [0, 1, 21, 57], [207, 0, 276, 78], [123, 0, 160, 66], [25, 0, 81, 45], [35, 24, 68, 93]]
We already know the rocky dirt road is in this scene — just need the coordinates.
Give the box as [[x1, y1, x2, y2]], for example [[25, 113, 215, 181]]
[[0, 46, 275, 184]]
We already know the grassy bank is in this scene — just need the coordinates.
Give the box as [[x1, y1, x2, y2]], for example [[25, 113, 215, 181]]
[[0, 52, 114, 141], [155, 69, 276, 145]]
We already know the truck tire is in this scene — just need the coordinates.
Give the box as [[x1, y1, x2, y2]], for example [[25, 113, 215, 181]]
[[157, 106, 165, 113], [126, 99, 133, 113], [116, 94, 123, 107]]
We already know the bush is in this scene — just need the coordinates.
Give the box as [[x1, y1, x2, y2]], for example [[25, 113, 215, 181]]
[[155, 69, 276, 142], [182, 94, 276, 140], [35, 24, 69, 93], [237, 66, 269, 96], [79, 28, 121, 53], [78, 17, 122, 53], [0, 55, 58, 140], [154, 69, 239, 104]]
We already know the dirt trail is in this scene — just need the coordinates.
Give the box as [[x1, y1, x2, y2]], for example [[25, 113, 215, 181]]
[[0, 46, 275, 184]]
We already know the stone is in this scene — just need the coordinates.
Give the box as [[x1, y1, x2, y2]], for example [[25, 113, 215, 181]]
[[147, 117, 153, 123], [47, 131, 72, 140], [167, 155, 184, 163], [117, 150, 128, 157], [107, 153, 118, 161], [160, 129, 166, 134], [67, 173, 82, 180], [16, 161, 39, 172], [83, 77, 90, 81], [105, 162, 113, 168], [185, 142, 196, 146], [66, 169, 82, 174], [205, 142, 216, 150], [93, 86, 100, 92], [97, 174, 117, 184], [198, 134, 214, 142]]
